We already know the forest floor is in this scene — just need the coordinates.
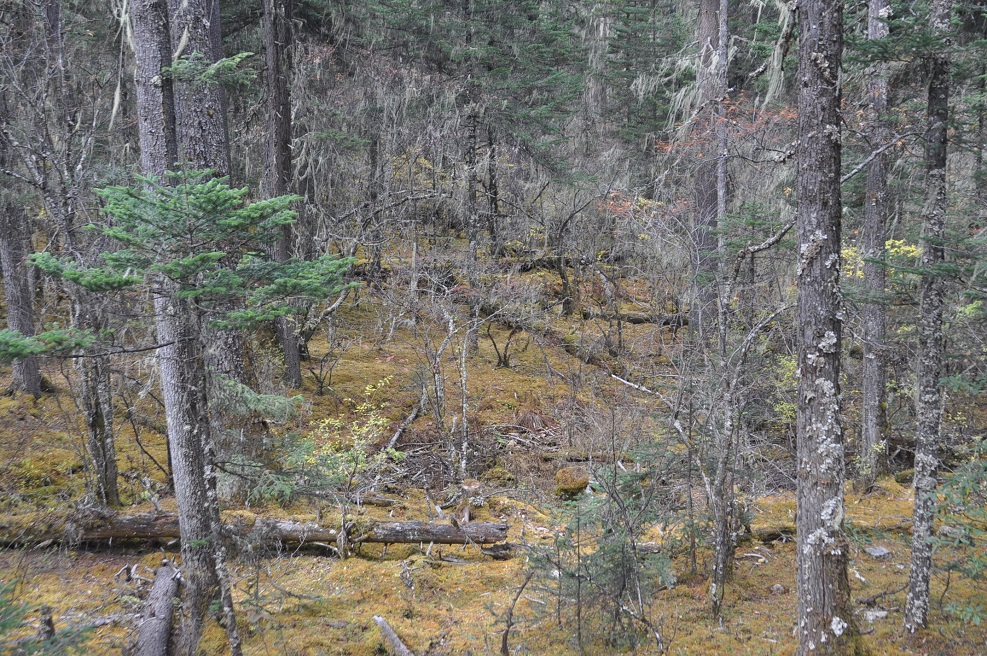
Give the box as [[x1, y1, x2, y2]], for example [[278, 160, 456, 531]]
[[1, 278, 986, 655]]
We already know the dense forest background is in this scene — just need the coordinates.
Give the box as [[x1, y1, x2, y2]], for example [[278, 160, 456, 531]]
[[1, 0, 987, 653]]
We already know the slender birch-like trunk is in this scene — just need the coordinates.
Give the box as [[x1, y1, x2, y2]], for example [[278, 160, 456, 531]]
[[904, 0, 951, 632], [858, 0, 891, 492]]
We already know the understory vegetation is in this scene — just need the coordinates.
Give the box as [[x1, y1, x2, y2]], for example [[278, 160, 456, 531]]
[[2, 0, 987, 654]]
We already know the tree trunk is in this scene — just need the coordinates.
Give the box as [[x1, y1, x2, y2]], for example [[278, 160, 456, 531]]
[[373, 616, 416, 656], [74, 317, 119, 507], [857, 0, 891, 492], [0, 87, 42, 397], [263, 0, 303, 390], [166, 0, 231, 176], [904, 0, 951, 632], [36, 0, 119, 508], [708, 0, 733, 619], [152, 293, 226, 656], [166, 0, 253, 503], [794, 0, 861, 652], [462, 0, 481, 356], [0, 201, 43, 397], [131, 2, 240, 652], [689, 0, 724, 344], [132, 0, 177, 180]]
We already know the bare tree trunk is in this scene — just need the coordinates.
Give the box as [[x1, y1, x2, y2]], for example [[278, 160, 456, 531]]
[[0, 200, 43, 397], [35, 0, 120, 507], [794, 0, 860, 652], [462, 0, 481, 355], [904, 0, 951, 632], [857, 0, 891, 492], [0, 86, 42, 397], [131, 1, 241, 652], [166, 0, 253, 502], [166, 0, 231, 176], [485, 127, 504, 257], [152, 294, 227, 656], [263, 0, 302, 390], [74, 318, 119, 507], [690, 0, 723, 343], [705, 0, 735, 619], [132, 0, 177, 181]]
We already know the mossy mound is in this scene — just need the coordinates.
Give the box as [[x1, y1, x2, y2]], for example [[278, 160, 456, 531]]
[[555, 466, 589, 499]]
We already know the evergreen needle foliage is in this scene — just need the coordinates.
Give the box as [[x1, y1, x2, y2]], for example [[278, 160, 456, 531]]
[[35, 170, 352, 331]]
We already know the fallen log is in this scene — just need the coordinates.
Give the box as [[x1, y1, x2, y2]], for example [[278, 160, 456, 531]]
[[581, 308, 688, 328], [136, 562, 179, 656], [372, 615, 415, 656], [0, 511, 509, 548]]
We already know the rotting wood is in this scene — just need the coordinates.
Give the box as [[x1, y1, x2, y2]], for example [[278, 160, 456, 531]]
[[136, 562, 179, 656], [0, 511, 509, 548], [372, 615, 415, 656], [580, 308, 688, 328]]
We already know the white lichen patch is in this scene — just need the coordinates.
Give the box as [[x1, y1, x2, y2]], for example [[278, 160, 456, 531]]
[[821, 497, 844, 531], [818, 331, 838, 353]]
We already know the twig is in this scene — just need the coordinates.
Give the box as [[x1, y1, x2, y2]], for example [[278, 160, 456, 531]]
[[858, 583, 908, 607], [501, 571, 534, 656]]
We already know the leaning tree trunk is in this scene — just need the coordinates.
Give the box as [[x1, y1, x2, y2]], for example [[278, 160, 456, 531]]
[[794, 0, 861, 653], [904, 0, 951, 632], [857, 0, 891, 492], [136, 562, 180, 656]]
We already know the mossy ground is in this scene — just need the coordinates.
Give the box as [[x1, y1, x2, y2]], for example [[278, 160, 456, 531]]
[[1, 275, 986, 654]]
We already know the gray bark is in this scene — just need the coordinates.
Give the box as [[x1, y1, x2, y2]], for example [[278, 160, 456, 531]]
[[373, 616, 415, 656], [689, 0, 724, 343], [0, 197, 42, 397], [708, 0, 733, 620], [462, 0, 481, 355], [904, 0, 952, 632], [0, 86, 42, 397], [130, 1, 241, 652], [152, 293, 225, 656], [166, 0, 231, 176], [165, 0, 252, 503], [858, 0, 891, 492], [74, 321, 119, 507], [136, 563, 180, 656], [37, 0, 119, 507], [794, 0, 860, 652], [0, 512, 510, 547], [132, 0, 177, 180], [263, 0, 303, 390]]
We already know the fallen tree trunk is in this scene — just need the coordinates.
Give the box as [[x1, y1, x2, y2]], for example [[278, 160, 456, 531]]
[[0, 511, 509, 547], [581, 308, 688, 328], [136, 562, 179, 656], [373, 615, 415, 656]]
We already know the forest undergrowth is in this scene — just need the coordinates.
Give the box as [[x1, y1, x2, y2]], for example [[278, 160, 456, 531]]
[[1, 270, 985, 655]]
